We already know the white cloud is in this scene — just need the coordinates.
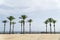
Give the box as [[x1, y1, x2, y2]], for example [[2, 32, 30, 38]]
[[2, 0, 60, 9], [1, 0, 59, 9], [0, 0, 60, 15]]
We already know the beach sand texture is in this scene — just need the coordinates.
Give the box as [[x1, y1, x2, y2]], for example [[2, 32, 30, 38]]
[[0, 34, 60, 40]]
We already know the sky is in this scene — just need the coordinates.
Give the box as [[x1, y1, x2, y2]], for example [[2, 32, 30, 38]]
[[0, 0, 60, 32]]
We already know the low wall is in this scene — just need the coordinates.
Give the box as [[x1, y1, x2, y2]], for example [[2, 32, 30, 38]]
[[0, 34, 60, 40]]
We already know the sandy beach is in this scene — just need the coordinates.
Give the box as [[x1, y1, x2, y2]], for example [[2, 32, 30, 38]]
[[0, 34, 60, 40]]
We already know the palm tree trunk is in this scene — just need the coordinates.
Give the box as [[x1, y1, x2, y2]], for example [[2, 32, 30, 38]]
[[12, 24, 14, 34], [50, 23, 52, 34], [54, 24, 55, 34], [23, 21, 25, 34], [21, 23, 22, 34], [4, 23, 6, 34], [29, 23, 31, 34], [9, 21, 11, 34], [46, 24, 47, 33]]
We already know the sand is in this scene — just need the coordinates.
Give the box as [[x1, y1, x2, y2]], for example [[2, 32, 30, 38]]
[[0, 34, 60, 40]]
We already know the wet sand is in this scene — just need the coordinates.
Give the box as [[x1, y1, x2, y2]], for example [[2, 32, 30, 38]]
[[0, 34, 60, 40]]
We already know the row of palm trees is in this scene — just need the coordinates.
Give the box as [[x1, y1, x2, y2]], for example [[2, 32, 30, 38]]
[[2, 15, 32, 34], [2, 16, 57, 34], [44, 18, 56, 33]]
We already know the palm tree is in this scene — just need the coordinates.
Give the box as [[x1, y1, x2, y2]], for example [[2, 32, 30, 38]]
[[19, 15, 27, 34], [52, 20, 56, 33], [44, 20, 48, 33], [7, 16, 15, 34], [28, 19, 32, 34], [2, 20, 7, 34], [11, 22, 16, 34], [19, 20, 23, 34], [48, 18, 53, 33]]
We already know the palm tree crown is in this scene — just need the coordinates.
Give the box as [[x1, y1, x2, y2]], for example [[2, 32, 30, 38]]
[[52, 20, 56, 24], [19, 15, 27, 20], [2, 20, 7, 23], [7, 16, 15, 21], [48, 18, 53, 23], [11, 22, 16, 24], [28, 19, 32, 23], [44, 20, 49, 24]]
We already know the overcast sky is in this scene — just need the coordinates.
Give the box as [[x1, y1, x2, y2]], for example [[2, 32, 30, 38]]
[[0, 0, 60, 32]]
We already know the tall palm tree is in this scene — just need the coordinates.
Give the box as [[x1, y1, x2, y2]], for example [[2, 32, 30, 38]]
[[7, 16, 15, 34], [28, 19, 32, 34], [19, 15, 27, 34], [44, 20, 48, 33], [11, 22, 16, 34], [48, 18, 53, 33], [52, 20, 56, 33], [2, 20, 7, 34], [19, 20, 23, 34]]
